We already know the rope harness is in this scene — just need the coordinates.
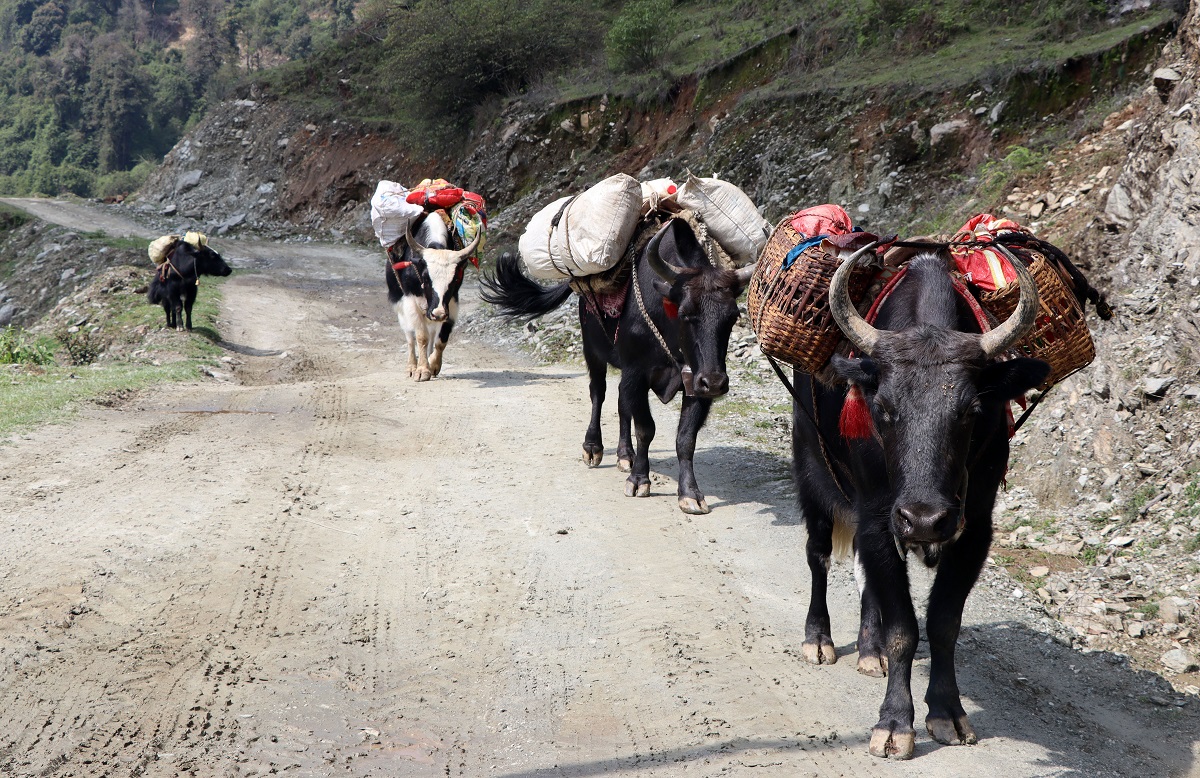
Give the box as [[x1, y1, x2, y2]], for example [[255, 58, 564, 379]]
[[157, 245, 200, 287]]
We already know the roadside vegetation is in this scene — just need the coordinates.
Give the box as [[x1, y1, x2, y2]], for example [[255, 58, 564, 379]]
[[0, 212, 232, 437]]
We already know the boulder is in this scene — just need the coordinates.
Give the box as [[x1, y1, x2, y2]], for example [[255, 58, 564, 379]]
[[1161, 648, 1199, 674]]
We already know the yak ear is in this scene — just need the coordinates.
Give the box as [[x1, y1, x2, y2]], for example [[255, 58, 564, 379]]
[[831, 353, 879, 392], [979, 357, 1050, 401]]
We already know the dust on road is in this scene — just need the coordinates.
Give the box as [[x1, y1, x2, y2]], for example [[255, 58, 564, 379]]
[[0, 199, 1197, 777]]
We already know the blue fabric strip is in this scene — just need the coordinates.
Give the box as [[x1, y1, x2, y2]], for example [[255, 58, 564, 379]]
[[783, 234, 828, 268]]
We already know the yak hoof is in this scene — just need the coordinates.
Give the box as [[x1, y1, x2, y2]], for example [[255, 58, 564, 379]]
[[869, 727, 915, 760], [678, 497, 710, 515], [617, 458, 632, 473], [801, 638, 837, 665], [582, 448, 603, 468], [926, 713, 977, 746], [624, 478, 650, 498], [856, 654, 888, 677], [414, 368, 433, 382]]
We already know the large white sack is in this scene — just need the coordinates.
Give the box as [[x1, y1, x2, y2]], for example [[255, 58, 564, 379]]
[[675, 175, 770, 266], [370, 180, 425, 248], [519, 174, 642, 280]]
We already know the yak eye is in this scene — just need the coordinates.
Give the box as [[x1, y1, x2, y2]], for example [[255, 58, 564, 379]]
[[876, 400, 897, 424]]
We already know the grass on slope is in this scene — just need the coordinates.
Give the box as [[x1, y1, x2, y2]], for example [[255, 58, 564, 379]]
[[0, 274, 231, 440]]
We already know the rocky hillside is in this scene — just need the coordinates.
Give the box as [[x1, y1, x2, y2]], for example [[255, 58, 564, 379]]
[[118, 4, 1200, 690]]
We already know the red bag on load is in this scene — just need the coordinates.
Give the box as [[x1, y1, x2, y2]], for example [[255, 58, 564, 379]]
[[949, 213, 1026, 291], [460, 190, 486, 216], [790, 204, 853, 238]]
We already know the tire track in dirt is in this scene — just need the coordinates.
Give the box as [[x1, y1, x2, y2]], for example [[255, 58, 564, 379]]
[[1, 199, 1197, 777]]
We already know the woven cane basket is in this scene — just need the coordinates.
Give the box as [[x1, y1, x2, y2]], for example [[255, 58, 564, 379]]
[[747, 218, 875, 373], [979, 249, 1095, 391]]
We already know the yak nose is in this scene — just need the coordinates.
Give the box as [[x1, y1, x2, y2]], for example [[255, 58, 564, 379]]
[[894, 503, 956, 543], [694, 372, 729, 397], [429, 308, 448, 322]]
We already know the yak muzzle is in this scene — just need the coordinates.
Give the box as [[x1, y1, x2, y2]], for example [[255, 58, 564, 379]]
[[893, 502, 960, 544], [692, 371, 729, 398]]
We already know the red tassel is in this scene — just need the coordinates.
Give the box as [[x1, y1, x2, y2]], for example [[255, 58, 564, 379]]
[[469, 256, 479, 268], [662, 299, 679, 319], [839, 384, 873, 440], [392, 260, 411, 271]]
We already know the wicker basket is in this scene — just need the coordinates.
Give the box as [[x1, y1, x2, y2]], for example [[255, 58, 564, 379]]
[[748, 218, 875, 373], [978, 248, 1095, 391]]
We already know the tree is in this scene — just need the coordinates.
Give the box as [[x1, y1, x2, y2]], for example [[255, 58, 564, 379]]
[[20, 0, 66, 55], [605, 0, 677, 73]]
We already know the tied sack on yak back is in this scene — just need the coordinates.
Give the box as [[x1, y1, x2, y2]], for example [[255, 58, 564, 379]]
[[371, 180, 425, 248], [518, 174, 643, 281], [674, 174, 771, 267], [148, 235, 178, 265]]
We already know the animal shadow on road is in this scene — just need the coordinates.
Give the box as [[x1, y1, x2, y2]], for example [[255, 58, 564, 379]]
[[491, 736, 847, 778], [648, 443, 797, 521], [454, 369, 583, 388], [944, 618, 1199, 775]]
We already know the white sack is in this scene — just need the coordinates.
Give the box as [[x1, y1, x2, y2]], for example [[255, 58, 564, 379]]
[[519, 174, 642, 280], [370, 180, 425, 248], [675, 175, 770, 266], [148, 235, 177, 265], [640, 178, 678, 210]]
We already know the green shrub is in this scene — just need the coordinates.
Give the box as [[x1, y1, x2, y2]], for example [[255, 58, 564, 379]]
[[606, 0, 678, 73], [55, 327, 106, 365], [382, 0, 598, 133], [0, 325, 54, 365]]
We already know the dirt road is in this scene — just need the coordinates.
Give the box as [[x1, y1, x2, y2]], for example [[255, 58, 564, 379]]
[[1, 200, 1197, 777]]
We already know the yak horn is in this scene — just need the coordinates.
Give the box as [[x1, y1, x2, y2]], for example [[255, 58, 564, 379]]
[[828, 241, 882, 356], [979, 243, 1039, 358], [645, 221, 689, 283], [734, 263, 756, 285], [405, 223, 426, 254], [455, 231, 481, 260]]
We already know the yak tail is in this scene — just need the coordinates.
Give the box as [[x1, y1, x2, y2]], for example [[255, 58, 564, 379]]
[[479, 252, 572, 322], [146, 277, 164, 305]]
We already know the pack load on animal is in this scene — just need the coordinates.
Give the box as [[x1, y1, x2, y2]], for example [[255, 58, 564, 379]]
[[371, 178, 488, 263], [631, 175, 770, 266], [147, 231, 209, 266], [519, 174, 768, 282], [748, 206, 1110, 390], [518, 174, 644, 281]]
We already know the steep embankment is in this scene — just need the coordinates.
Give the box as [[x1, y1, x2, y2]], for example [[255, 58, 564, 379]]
[[121, 8, 1200, 690]]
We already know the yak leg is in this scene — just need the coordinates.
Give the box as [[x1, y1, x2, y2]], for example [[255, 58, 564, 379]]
[[675, 395, 712, 514], [619, 372, 653, 498], [580, 324, 608, 468], [855, 549, 888, 676], [861, 520, 919, 760], [412, 325, 433, 382], [799, 486, 838, 666], [924, 505, 992, 748], [616, 407, 633, 472], [395, 299, 430, 381], [183, 286, 197, 331], [429, 316, 455, 377]]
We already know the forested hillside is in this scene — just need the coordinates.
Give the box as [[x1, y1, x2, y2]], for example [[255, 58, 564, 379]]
[[0, 0, 1180, 199], [0, 0, 352, 197]]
